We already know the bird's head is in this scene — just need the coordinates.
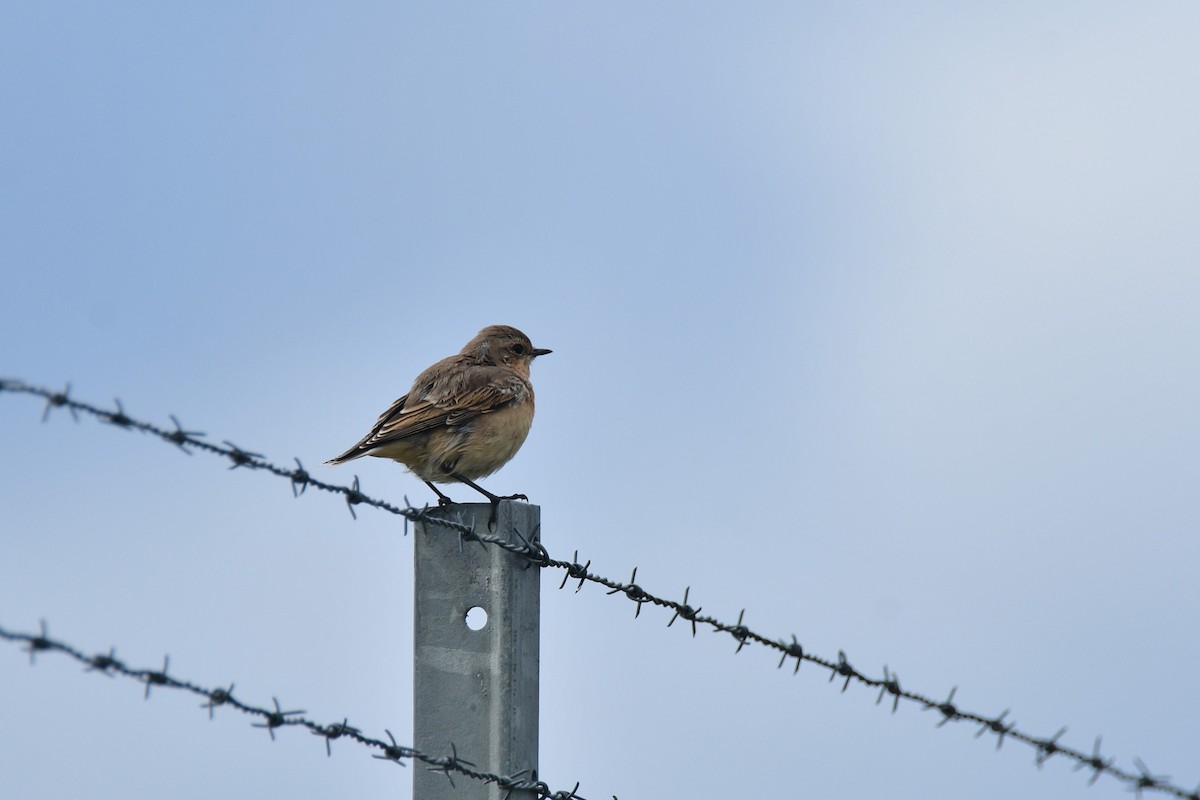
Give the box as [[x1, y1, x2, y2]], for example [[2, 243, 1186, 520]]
[[462, 325, 552, 375]]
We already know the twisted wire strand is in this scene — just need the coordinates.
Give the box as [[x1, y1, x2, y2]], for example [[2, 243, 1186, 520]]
[[0, 622, 591, 800], [0, 379, 403, 518]]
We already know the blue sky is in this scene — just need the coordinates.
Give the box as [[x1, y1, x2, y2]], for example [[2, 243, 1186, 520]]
[[2, 3, 1199, 798]]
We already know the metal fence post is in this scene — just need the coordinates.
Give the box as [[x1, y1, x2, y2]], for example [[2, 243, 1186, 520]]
[[413, 501, 540, 800]]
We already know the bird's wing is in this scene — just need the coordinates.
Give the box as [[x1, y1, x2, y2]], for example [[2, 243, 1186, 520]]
[[341, 361, 529, 458], [325, 391, 411, 464]]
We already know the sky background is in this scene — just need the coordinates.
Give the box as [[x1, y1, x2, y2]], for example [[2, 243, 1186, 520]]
[[3, 3, 1199, 799]]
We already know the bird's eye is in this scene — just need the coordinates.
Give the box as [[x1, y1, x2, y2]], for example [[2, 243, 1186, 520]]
[[511, 344, 526, 355]]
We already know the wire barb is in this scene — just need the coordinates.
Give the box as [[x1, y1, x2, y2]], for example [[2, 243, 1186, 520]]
[[222, 441, 264, 470], [877, 665, 900, 712], [290, 458, 310, 497], [668, 586, 701, 637], [166, 414, 203, 453], [203, 683, 236, 720], [106, 398, 133, 428], [1034, 726, 1068, 768], [605, 568, 648, 618], [25, 619, 52, 664], [830, 650, 855, 692], [975, 709, 1013, 751], [313, 718, 361, 757], [86, 647, 120, 677], [251, 696, 307, 741], [40, 382, 78, 423], [724, 608, 751, 654], [1132, 758, 1170, 798], [142, 654, 171, 699], [1073, 735, 1112, 786], [558, 550, 591, 593], [929, 686, 958, 728]]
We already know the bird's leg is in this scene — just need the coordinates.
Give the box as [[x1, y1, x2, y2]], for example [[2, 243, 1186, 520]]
[[424, 481, 456, 507], [451, 474, 528, 503], [451, 473, 528, 526]]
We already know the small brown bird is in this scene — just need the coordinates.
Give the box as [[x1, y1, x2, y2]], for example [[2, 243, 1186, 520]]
[[327, 325, 551, 512]]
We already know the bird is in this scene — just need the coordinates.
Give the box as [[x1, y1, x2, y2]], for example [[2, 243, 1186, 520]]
[[327, 325, 551, 515]]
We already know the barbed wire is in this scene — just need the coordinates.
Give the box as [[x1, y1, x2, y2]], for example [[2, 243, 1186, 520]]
[[0, 379, 403, 519], [413, 508, 1196, 799], [4, 378, 1196, 799], [0, 621, 595, 800]]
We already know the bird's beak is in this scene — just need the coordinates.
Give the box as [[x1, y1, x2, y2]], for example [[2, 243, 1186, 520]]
[[531, 347, 552, 357]]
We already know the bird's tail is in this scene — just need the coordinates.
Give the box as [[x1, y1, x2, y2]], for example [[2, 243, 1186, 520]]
[[325, 445, 365, 466]]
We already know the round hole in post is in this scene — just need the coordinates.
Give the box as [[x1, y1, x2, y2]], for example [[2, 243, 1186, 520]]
[[465, 606, 488, 631]]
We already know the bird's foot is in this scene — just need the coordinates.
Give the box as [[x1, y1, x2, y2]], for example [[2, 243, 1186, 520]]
[[448, 474, 533, 528], [424, 480, 457, 508], [486, 493, 530, 528]]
